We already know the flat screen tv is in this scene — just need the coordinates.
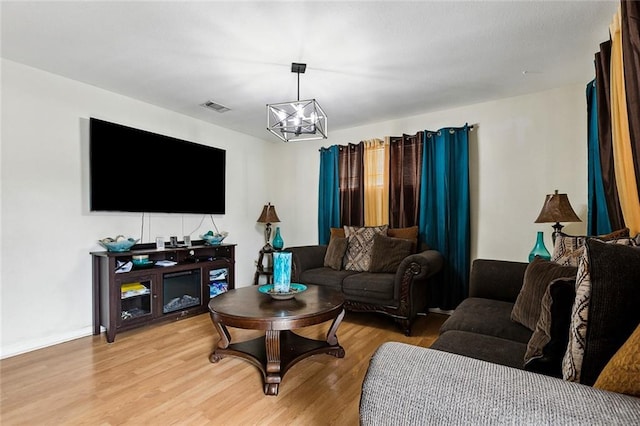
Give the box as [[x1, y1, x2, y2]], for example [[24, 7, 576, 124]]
[[90, 117, 226, 214]]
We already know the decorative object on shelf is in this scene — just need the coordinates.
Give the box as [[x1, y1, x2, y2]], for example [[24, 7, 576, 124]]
[[529, 231, 551, 262], [98, 235, 139, 252], [132, 255, 153, 268], [257, 202, 280, 250], [534, 189, 582, 243], [258, 283, 307, 300], [267, 62, 328, 142], [272, 227, 284, 250], [200, 230, 229, 246], [273, 251, 292, 293]]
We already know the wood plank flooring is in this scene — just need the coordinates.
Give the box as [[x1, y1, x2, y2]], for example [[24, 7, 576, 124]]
[[1, 311, 447, 425]]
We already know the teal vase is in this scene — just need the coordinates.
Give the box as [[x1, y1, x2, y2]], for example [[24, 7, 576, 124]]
[[272, 227, 284, 250], [529, 231, 551, 262]]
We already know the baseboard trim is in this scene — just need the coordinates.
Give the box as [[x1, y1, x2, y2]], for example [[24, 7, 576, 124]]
[[1, 326, 96, 359]]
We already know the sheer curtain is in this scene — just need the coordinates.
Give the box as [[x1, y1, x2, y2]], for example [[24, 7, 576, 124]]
[[363, 139, 389, 226], [419, 126, 470, 310], [389, 133, 423, 228], [339, 142, 364, 227]]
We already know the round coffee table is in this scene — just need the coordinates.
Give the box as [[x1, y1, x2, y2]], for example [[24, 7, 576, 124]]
[[208, 284, 345, 395]]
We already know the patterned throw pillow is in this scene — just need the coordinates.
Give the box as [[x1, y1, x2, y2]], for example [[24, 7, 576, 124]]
[[562, 239, 640, 385], [551, 228, 629, 266], [344, 225, 388, 272]]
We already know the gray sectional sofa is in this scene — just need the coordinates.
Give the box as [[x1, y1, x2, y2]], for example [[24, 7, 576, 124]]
[[360, 238, 640, 423], [360, 342, 640, 425]]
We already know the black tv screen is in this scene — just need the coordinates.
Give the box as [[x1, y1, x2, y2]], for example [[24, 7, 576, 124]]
[[90, 118, 226, 214]]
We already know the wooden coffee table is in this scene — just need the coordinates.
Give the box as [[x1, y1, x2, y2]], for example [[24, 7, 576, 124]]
[[208, 284, 345, 395]]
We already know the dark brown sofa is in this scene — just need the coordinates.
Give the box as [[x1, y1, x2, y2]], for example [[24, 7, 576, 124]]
[[287, 244, 443, 335], [431, 238, 640, 383]]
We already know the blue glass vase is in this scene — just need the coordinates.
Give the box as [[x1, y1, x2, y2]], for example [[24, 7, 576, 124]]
[[272, 227, 284, 250], [529, 231, 551, 262]]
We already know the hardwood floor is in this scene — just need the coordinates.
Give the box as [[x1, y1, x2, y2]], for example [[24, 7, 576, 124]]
[[1, 311, 447, 425]]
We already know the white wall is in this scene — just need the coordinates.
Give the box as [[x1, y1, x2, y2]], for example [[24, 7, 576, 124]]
[[0, 59, 278, 357], [1, 58, 590, 358], [275, 83, 589, 263]]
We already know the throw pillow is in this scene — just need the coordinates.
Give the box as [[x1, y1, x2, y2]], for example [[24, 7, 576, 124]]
[[551, 228, 630, 266], [330, 227, 345, 239], [387, 226, 419, 252], [369, 234, 413, 273], [524, 277, 576, 378], [562, 239, 640, 385], [593, 323, 640, 397], [511, 257, 577, 331], [323, 237, 348, 270], [343, 225, 388, 272]]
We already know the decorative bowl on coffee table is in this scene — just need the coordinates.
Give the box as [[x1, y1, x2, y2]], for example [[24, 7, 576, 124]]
[[258, 283, 307, 300]]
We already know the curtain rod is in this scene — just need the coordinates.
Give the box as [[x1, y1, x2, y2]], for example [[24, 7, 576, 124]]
[[319, 125, 475, 151]]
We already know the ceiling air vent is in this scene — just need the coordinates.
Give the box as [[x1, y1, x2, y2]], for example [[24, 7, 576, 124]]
[[200, 100, 231, 113]]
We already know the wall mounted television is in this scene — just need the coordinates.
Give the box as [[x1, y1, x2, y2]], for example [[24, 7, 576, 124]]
[[90, 118, 226, 214]]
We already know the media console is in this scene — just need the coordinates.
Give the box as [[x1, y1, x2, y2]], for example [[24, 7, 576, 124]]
[[91, 242, 235, 343]]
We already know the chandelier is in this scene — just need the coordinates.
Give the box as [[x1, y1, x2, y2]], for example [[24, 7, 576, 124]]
[[267, 63, 328, 142]]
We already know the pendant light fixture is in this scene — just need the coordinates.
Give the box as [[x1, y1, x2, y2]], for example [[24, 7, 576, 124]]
[[266, 62, 328, 142]]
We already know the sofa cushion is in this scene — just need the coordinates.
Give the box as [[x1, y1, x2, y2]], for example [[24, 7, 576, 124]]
[[594, 323, 640, 397], [298, 267, 357, 291], [510, 257, 577, 331], [368, 234, 413, 273], [344, 225, 388, 272], [551, 227, 629, 266], [324, 236, 348, 270], [524, 277, 576, 378], [330, 227, 345, 239], [562, 239, 640, 385], [440, 298, 532, 344], [387, 226, 419, 252], [342, 272, 395, 302], [430, 330, 528, 369]]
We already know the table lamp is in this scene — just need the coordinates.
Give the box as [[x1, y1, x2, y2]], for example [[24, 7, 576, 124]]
[[534, 189, 582, 243], [257, 203, 280, 250]]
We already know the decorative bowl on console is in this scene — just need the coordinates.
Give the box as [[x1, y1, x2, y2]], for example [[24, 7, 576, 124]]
[[200, 231, 228, 246], [98, 235, 139, 252]]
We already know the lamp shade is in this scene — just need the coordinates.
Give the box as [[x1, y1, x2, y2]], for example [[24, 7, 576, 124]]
[[534, 190, 581, 224], [257, 203, 280, 224]]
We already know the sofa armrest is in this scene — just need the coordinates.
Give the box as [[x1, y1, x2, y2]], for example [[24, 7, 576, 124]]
[[392, 249, 443, 324], [287, 245, 328, 281], [397, 249, 443, 282], [360, 342, 640, 425], [469, 259, 528, 303]]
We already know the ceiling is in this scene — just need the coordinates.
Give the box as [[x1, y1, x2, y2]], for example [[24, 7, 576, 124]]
[[1, 1, 618, 141]]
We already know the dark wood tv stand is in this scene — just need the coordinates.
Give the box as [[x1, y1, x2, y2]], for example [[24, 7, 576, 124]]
[[91, 242, 235, 343]]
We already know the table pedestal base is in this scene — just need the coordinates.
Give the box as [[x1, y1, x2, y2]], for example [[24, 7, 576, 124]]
[[210, 310, 345, 396]]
